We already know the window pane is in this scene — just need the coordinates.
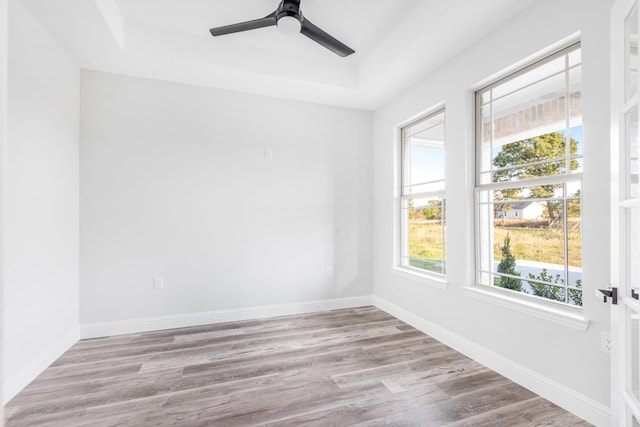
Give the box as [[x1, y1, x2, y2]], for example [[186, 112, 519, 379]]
[[492, 55, 565, 101], [630, 206, 639, 296], [478, 101, 493, 184], [401, 197, 446, 274], [491, 72, 566, 146], [402, 111, 445, 195], [477, 181, 581, 305], [568, 49, 581, 68], [570, 124, 584, 157], [567, 197, 582, 306], [627, 3, 639, 100], [484, 125, 583, 182], [486, 183, 566, 204], [476, 43, 582, 307], [400, 108, 446, 276], [628, 106, 639, 199], [630, 308, 639, 405], [569, 65, 582, 117], [491, 128, 583, 182], [479, 89, 491, 105]]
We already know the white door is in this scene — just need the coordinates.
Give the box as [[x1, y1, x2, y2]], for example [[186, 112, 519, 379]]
[[611, 0, 640, 425]]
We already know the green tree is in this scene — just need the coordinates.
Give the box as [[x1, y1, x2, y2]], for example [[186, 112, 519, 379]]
[[527, 269, 565, 302], [420, 199, 444, 220], [493, 132, 579, 220], [567, 189, 581, 218], [496, 234, 521, 291], [569, 279, 583, 306], [526, 270, 583, 306]]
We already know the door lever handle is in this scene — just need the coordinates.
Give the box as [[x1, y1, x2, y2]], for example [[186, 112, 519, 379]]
[[597, 287, 618, 305], [633, 288, 639, 300]]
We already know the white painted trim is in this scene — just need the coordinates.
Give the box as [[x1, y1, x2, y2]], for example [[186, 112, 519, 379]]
[[80, 295, 374, 339], [390, 267, 448, 290], [0, 0, 7, 411], [2, 327, 80, 405], [463, 286, 590, 331], [372, 295, 610, 427]]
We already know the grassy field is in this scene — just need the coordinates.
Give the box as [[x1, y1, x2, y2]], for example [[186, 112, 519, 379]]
[[409, 222, 445, 263], [409, 219, 581, 267]]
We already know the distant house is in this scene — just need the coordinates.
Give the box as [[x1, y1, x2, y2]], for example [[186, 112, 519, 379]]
[[495, 202, 545, 219]]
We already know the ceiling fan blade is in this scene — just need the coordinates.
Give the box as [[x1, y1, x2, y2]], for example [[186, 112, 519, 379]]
[[210, 12, 277, 37], [300, 19, 355, 57]]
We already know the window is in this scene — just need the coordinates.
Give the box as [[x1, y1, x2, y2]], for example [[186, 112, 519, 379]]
[[400, 109, 446, 276], [475, 43, 583, 306]]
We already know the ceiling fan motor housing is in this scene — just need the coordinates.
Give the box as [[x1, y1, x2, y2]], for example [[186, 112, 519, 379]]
[[277, 0, 303, 25]]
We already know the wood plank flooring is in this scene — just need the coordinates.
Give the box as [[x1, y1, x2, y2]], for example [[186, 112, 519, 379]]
[[4, 306, 591, 426]]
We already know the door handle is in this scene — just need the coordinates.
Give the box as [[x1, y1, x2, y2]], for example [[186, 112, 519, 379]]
[[597, 287, 618, 305], [632, 288, 639, 300]]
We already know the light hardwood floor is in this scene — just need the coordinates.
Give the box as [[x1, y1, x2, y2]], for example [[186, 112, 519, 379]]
[[5, 306, 591, 426]]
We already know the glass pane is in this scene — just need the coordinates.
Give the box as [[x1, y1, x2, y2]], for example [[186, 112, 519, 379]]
[[478, 45, 582, 179], [493, 158, 568, 183], [478, 102, 493, 180], [479, 171, 492, 186], [627, 3, 639, 100], [478, 184, 582, 305], [570, 124, 584, 157], [568, 67, 582, 139], [486, 184, 565, 204], [492, 55, 565, 100], [569, 65, 582, 109], [631, 206, 639, 293], [401, 197, 446, 274], [477, 191, 493, 284], [568, 49, 581, 67], [476, 45, 582, 307], [492, 72, 566, 147], [491, 130, 580, 182], [494, 212, 566, 298], [567, 197, 582, 306], [630, 308, 639, 404], [479, 89, 491, 105], [569, 158, 584, 175], [402, 111, 445, 195], [628, 106, 639, 199]]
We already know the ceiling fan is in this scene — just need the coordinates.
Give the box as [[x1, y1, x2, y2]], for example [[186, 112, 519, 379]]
[[209, 0, 355, 57]]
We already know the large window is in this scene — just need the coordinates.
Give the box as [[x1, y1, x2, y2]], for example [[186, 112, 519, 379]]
[[475, 43, 583, 306], [400, 109, 446, 275]]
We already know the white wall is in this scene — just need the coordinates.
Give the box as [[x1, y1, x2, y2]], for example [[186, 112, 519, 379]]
[[0, 0, 7, 414], [372, 0, 612, 423], [2, 0, 80, 404], [79, 71, 373, 326]]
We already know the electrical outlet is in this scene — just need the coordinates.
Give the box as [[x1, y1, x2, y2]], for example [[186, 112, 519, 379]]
[[153, 277, 164, 290], [600, 332, 612, 354], [325, 267, 333, 278], [265, 148, 273, 160]]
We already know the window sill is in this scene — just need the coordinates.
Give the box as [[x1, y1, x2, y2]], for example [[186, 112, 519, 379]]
[[463, 285, 590, 331], [390, 267, 448, 290]]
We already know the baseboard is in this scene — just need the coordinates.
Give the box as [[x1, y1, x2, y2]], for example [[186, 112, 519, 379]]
[[372, 296, 611, 427], [80, 295, 374, 339], [3, 326, 80, 406]]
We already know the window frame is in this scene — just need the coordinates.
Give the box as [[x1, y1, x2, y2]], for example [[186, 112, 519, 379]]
[[473, 42, 585, 310], [395, 107, 447, 285]]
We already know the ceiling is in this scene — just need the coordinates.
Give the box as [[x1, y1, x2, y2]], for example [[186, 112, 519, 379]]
[[22, 0, 536, 110]]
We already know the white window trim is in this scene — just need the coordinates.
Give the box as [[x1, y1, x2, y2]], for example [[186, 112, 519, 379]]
[[390, 266, 449, 290], [463, 285, 590, 331], [473, 42, 586, 310], [394, 107, 447, 286]]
